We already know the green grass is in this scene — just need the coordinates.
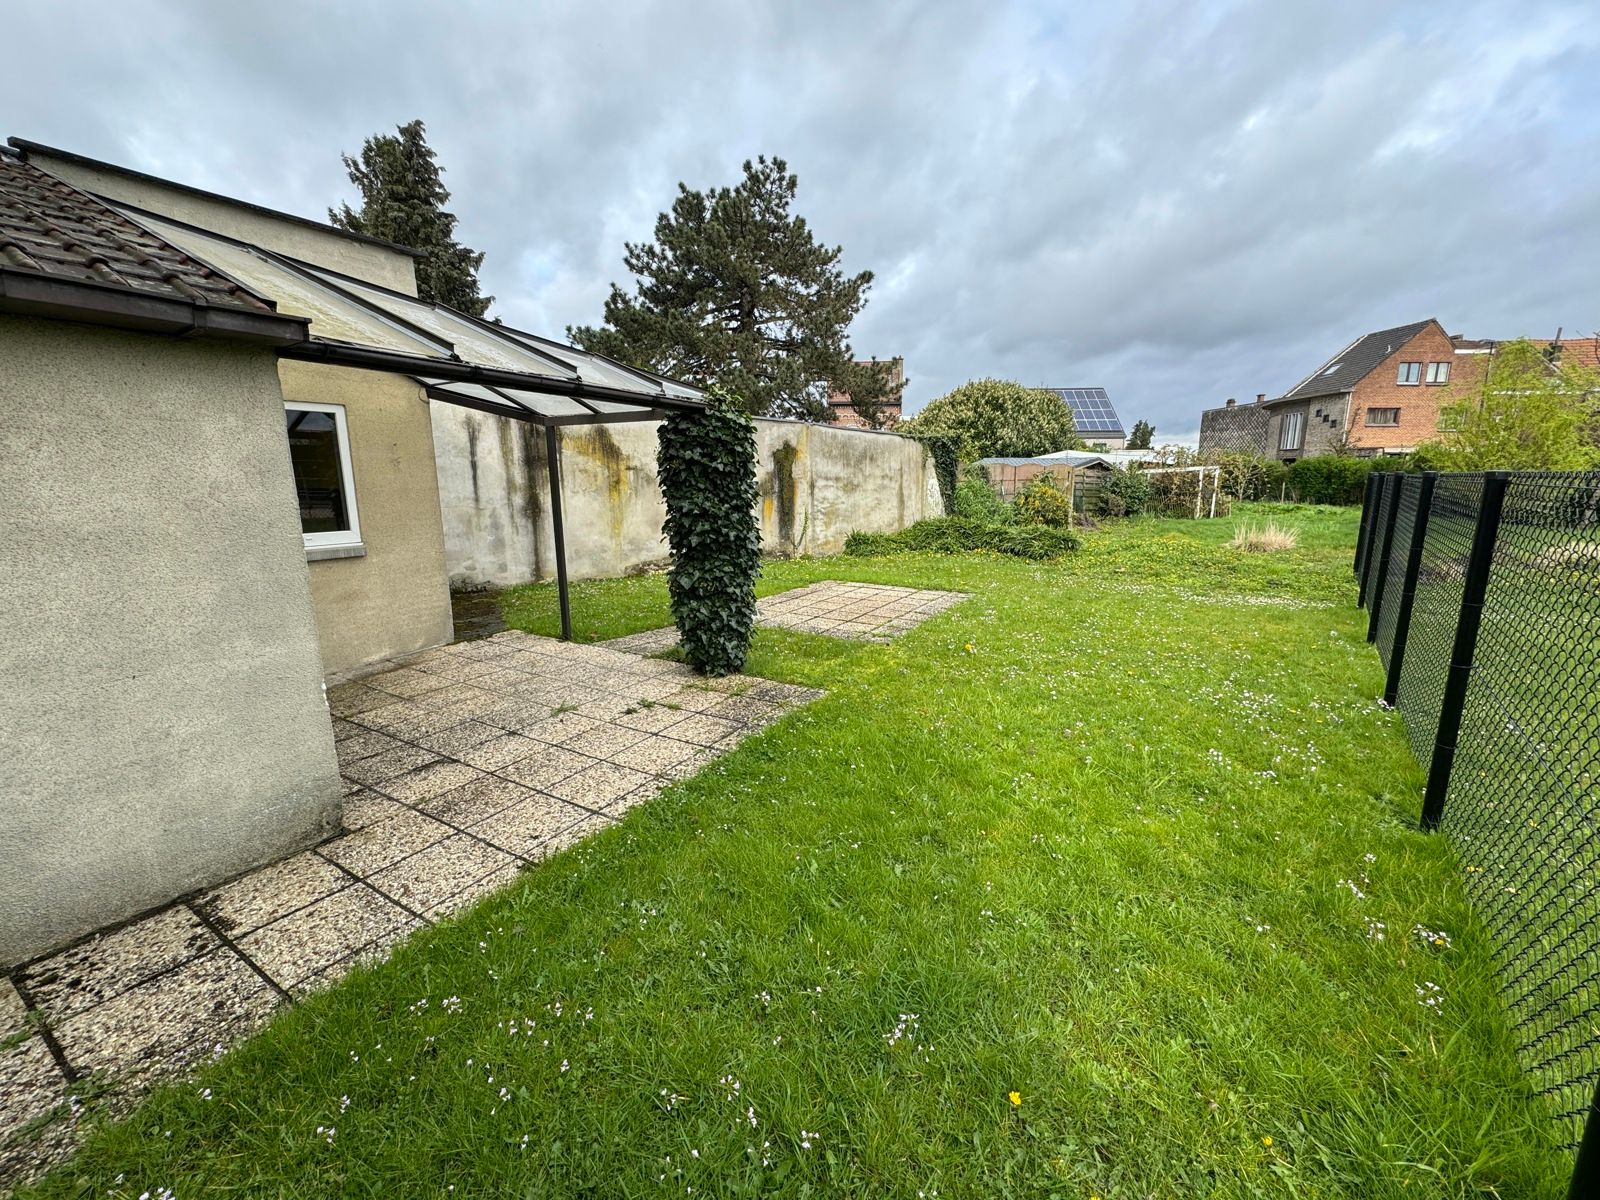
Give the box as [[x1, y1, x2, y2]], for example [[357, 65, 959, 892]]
[[19, 504, 1570, 1198]]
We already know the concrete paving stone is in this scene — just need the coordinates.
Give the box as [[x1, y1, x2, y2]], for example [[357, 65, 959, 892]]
[[21, 907, 220, 1022], [237, 886, 415, 990], [378, 760, 491, 805], [660, 747, 721, 782], [408, 656, 482, 683], [410, 719, 506, 757], [702, 695, 787, 725], [319, 809, 454, 876], [340, 788, 409, 832], [469, 795, 595, 859], [335, 729, 404, 767], [606, 734, 701, 776], [599, 781, 663, 819], [462, 666, 534, 692], [330, 718, 364, 741], [472, 698, 549, 732], [445, 639, 518, 661], [530, 813, 614, 860], [364, 667, 456, 699], [573, 692, 641, 723], [612, 703, 690, 734], [544, 762, 653, 809], [497, 745, 596, 791], [561, 723, 650, 760], [53, 948, 280, 1081], [0, 1034, 67, 1136], [421, 865, 524, 921], [339, 743, 442, 786], [456, 733, 546, 771], [421, 776, 543, 827], [368, 835, 521, 914], [624, 678, 693, 703], [326, 684, 404, 718], [520, 713, 604, 746], [196, 851, 351, 937], [287, 919, 425, 999], [663, 713, 745, 746], [1, 978, 27, 1038]]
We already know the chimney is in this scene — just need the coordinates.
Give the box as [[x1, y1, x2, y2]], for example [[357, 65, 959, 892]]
[[1255, 393, 1266, 405], [1224, 397, 1237, 408]]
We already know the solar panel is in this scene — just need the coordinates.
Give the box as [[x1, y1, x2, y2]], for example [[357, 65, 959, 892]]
[[1049, 386, 1125, 434]]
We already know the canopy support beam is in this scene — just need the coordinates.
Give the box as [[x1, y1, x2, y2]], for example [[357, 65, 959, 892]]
[[545, 425, 573, 642]]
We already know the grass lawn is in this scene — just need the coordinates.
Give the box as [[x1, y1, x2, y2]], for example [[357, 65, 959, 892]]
[[21, 504, 1569, 1198]]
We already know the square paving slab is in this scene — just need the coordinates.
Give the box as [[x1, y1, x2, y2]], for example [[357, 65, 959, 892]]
[[1, 630, 820, 1188], [603, 580, 968, 653]]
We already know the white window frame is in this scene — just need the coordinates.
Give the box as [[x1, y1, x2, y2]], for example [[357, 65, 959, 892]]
[[1279, 410, 1305, 451], [1396, 361, 1422, 385], [285, 401, 362, 552], [1425, 361, 1451, 384]]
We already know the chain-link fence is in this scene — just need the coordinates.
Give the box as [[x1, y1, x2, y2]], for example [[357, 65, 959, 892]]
[[1355, 470, 1600, 1195]]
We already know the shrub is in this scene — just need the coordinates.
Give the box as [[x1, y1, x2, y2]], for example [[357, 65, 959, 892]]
[[1230, 521, 1299, 553], [1014, 475, 1075, 527], [1286, 456, 1372, 505], [1100, 465, 1152, 516], [897, 378, 1081, 460], [845, 517, 1079, 560], [1207, 451, 1288, 502], [657, 388, 762, 676], [953, 468, 1014, 524]]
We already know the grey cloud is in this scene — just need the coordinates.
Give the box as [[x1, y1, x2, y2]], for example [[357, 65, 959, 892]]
[[6, 0, 1597, 442]]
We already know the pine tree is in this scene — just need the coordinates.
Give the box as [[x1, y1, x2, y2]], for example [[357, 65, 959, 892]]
[[569, 156, 897, 420], [1128, 419, 1154, 449], [330, 120, 492, 317]]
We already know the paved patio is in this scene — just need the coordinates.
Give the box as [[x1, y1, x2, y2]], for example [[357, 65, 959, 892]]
[[605, 580, 969, 654], [0, 631, 819, 1186]]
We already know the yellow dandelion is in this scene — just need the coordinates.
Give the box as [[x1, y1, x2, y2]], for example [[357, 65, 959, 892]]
[[1262, 1136, 1273, 1147], [1008, 1091, 1022, 1107]]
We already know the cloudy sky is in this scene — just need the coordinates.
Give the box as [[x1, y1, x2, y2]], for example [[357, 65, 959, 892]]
[[7, 0, 1598, 440]]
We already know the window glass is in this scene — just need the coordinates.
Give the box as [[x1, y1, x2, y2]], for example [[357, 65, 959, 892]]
[[1426, 361, 1451, 384], [1366, 408, 1401, 426], [1279, 411, 1305, 450], [1397, 361, 1422, 384], [284, 404, 359, 548]]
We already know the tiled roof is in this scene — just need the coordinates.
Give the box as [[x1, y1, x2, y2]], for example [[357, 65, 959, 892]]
[[0, 151, 278, 315], [1280, 319, 1436, 401]]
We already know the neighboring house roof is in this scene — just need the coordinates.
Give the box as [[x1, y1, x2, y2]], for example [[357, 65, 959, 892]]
[[0, 149, 307, 344], [1046, 387, 1125, 437], [1277, 319, 1436, 402], [975, 452, 1119, 469]]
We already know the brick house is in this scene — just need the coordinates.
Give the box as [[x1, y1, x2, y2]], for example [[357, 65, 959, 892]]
[[827, 357, 904, 429]]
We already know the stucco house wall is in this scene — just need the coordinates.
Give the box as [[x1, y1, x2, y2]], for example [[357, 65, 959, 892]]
[[0, 315, 342, 965], [280, 360, 455, 680], [431, 406, 941, 587]]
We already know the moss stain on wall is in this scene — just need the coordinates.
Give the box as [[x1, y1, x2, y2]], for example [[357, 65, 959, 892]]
[[563, 426, 631, 556], [517, 422, 547, 580], [770, 439, 799, 551]]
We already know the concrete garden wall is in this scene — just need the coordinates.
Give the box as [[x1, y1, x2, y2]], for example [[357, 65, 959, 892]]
[[431, 408, 942, 587], [0, 316, 343, 965]]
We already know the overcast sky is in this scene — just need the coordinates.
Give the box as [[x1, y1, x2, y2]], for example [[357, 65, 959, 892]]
[[8, 0, 1598, 441]]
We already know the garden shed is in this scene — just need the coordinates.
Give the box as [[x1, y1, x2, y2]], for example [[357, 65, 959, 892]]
[[973, 451, 1118, 511]]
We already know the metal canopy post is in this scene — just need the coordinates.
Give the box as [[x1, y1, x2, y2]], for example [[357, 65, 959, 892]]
[[544, 425, 573, 642]]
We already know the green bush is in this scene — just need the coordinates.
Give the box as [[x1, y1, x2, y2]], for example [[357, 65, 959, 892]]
[[1205, 451, 1288, 502], [953, 469, 1014, 524], [1100, 465, 1152, 516], [844, 517, 1079, 560], [1014, 475, 1074, 527], [1287, 455, 1373, 505], [657, 388, 762, 675]]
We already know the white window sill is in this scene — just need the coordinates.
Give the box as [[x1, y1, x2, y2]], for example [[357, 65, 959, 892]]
[[306, 542, 367, 562]]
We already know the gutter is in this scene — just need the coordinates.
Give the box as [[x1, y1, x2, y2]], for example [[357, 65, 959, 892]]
[[0, 267, 311, 346]]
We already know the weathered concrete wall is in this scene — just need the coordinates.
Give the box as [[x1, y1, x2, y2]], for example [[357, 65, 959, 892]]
[[0, 316, 342, 965], [432, 407, 941, 587], [280, 361, 455, 679], [26, 149, 419, 295]]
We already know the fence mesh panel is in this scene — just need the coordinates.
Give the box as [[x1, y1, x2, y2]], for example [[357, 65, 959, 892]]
[[1438, 472, 1600, 1141], [1363, 470, 1600, 1162], [1373, 475, 1420, 670], [1361, 475, 1399, 606]]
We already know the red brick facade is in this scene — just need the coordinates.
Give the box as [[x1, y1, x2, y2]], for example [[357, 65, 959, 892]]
[[827, 357, 904, 429], [1344, 321, 1467, 455]]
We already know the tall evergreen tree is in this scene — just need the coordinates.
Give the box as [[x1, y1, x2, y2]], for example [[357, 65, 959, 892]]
[[569, 156, 898, 420], [330, 120, 492, 317], [1127, 419, 1154, 449]]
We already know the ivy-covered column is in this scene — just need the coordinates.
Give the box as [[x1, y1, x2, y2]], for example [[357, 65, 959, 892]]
[[657, 388, 762, 675]]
